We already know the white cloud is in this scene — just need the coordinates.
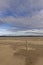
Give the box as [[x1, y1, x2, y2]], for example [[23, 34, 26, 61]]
[[0, 29, 12, 36], [15, 29, 43, 36], [0, 0, 43, 35], [0, 9, 43, 29], [0, 28, 43, 36]]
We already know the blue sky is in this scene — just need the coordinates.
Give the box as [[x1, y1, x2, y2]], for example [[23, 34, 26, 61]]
[[0, 0, 43, 36]]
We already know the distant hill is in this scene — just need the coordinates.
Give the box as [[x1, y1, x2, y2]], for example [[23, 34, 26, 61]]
[[0, 35, 43, 37]]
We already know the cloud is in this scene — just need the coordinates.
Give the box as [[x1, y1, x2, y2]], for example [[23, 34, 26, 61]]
[[1, 9, 43, 30], [14, 29, 43, 36], [0, 0, 9, 11], [0, 29, 43, 36], [0, 0, 43, 17], [0, 29, 12, 36], [0, 0, 43, 35]]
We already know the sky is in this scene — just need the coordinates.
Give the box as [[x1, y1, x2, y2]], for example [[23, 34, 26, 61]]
[[0, 0, 43, 36]]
